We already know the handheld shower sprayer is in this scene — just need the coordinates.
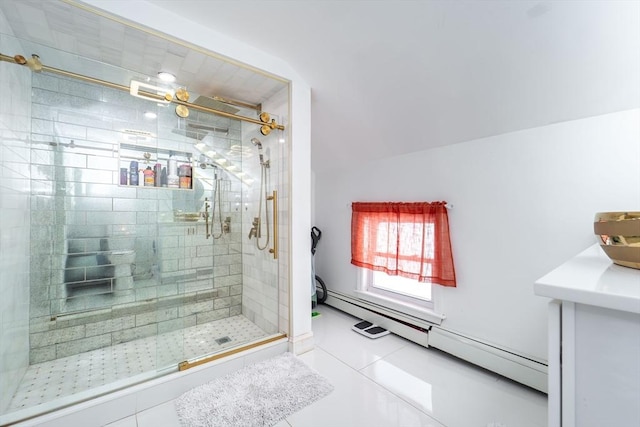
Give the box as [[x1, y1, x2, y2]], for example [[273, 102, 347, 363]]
[[250, 138, 262, 149], [251, 138, 267, 167]]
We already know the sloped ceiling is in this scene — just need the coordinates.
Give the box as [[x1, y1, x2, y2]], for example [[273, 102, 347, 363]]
[[2, 0, 639, 172], [148, 0, 640, 172]]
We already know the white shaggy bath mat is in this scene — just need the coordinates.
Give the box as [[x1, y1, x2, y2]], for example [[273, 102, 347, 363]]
[[174, 352, 333, 427]]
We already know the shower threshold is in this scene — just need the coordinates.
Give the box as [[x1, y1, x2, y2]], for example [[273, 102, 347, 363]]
[[6, 315, 270, 416]]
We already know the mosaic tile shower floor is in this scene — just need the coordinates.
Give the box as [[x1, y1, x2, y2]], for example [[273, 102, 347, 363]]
[[8, 315, 267, 411]]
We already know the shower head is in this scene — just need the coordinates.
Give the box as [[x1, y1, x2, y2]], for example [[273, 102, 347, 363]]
[[251, 138, 262, 149], [199, 154, 220, 173]]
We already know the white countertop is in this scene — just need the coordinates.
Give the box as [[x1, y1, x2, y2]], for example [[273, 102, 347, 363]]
[[534, 244, 640, 314]]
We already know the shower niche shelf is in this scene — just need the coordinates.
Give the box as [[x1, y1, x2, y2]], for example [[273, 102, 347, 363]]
[[118, 142, 195, 190]]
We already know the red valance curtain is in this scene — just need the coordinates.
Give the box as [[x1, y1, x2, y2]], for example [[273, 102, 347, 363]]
[[351, 202, 456, 287]]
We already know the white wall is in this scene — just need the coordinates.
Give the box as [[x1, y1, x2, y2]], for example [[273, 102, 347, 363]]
[[314, 108, 640, 361], [82, 0, 313, 350]]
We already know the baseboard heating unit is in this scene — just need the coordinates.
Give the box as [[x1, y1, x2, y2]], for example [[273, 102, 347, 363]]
[[326, 290, 548, 393]]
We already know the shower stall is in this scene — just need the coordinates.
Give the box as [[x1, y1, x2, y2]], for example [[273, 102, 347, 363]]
[[0, 1, 291, 424]]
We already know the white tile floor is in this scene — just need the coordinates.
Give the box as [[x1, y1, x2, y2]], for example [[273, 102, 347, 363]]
[[111, 305, 547, 427], [8, 315, 267, 412]]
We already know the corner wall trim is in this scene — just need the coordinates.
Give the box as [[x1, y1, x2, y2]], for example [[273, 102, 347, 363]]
[[288, 331, 315, 355]]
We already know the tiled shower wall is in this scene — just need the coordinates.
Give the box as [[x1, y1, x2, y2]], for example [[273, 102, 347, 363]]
[[241, 86, 290, 336], [0, 27, 31, 412], [28, 71, 245, 363]]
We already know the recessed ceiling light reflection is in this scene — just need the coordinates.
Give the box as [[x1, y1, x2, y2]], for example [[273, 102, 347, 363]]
[[157, 71, 176, 82], [143, 111, 157, 119], [279, 138, 285, 143]]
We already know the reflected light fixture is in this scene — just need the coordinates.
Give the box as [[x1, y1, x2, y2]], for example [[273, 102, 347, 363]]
[[157, 71, 176, 82], [143, 111, 157, 119]]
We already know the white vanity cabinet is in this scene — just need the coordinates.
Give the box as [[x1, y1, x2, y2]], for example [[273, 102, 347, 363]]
[[535, 245, 640, 427]]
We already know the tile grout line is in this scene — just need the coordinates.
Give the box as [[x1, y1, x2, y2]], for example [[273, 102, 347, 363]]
[[315, 309, 448, 426], [360, 346, 448, 426], [310, 345, 444, 425], [356, 340, 410, 373]]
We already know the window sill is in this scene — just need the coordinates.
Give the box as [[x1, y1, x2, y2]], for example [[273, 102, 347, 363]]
[[355, 290, 445, 325]]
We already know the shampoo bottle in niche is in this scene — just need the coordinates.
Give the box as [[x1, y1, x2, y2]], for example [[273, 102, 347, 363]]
[[167, 156, 179, 188], [178, 164, 192, 189], [120, 168, 128, 185], [143, 166, 154, 186], [154, 163, 162, 187], [161, 167, 167, 187], [129, 161, 138, 186]]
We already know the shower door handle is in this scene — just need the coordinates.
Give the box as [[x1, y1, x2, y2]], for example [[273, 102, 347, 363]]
[[204, 197, 211, 239], [267, 190, 278, 259]]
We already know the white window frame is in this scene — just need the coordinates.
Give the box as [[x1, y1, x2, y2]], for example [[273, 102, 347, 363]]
[[353, 210, 448, 324], [356, 268, 444, 324], [369, 269, 434, 308]]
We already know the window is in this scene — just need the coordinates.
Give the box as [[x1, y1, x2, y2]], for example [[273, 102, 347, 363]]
[[360, 268, 434, 311], [351, 202, 455, 320], [372, 270, 432, 302], [351, 202, 456, 286]]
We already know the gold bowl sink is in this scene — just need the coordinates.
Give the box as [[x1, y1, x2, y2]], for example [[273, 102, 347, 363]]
[[594, 212, 640, 269]]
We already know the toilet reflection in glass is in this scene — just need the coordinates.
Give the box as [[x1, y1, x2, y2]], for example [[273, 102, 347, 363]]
[[108, 249, 136, 289]]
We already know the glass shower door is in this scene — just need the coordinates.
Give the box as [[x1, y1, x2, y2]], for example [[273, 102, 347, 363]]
[[149, 87, 287, 373], [154, 183, 217, 370], [153, 105, 248, 371]]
